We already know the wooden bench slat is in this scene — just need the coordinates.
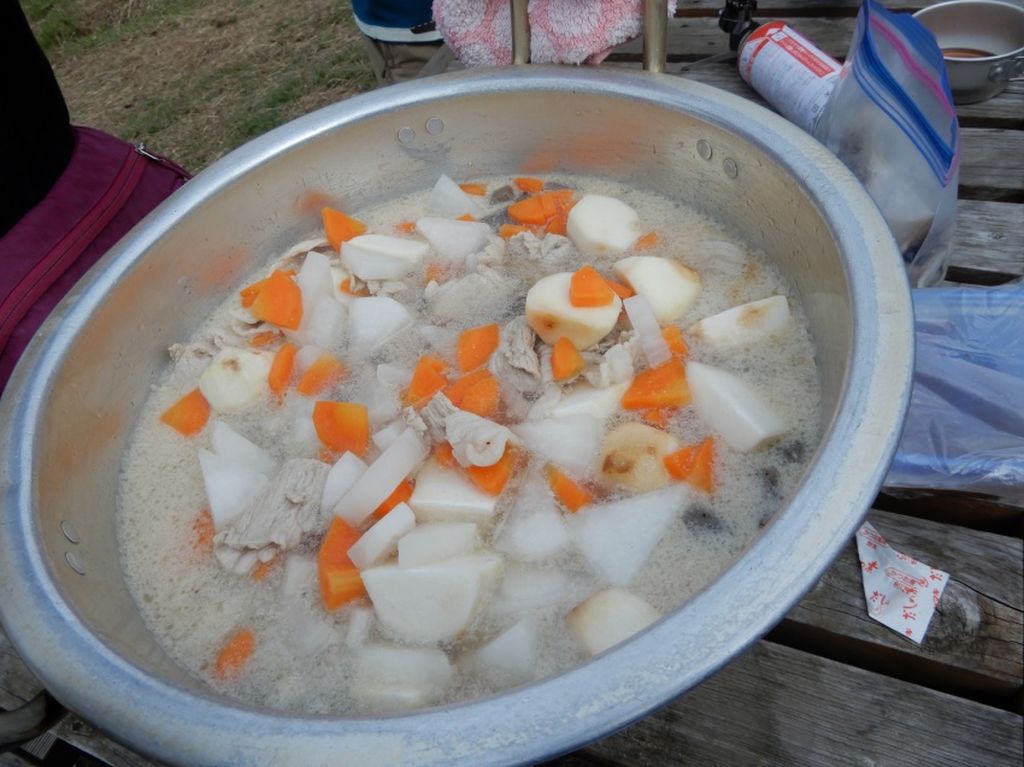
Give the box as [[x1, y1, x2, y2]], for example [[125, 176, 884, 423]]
[[953, 200, 1024, 278], [776, 509, 1023, 698], [546, 641, 1024, 767]]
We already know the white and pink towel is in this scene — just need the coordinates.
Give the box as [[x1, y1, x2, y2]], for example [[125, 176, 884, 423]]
[[433, 1, 676, 67]]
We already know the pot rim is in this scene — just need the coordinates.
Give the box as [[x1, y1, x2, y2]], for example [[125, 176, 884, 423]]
[[0, 66, 913, 767]]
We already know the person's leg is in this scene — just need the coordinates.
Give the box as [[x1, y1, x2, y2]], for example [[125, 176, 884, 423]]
[[360, 35, 443, 85]]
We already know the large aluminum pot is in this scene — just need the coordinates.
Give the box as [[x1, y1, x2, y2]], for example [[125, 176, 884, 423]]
[[0, 66, 913, 765]]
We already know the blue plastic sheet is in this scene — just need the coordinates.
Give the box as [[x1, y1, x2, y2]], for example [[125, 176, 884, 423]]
[[885, 281, 1024, 500]]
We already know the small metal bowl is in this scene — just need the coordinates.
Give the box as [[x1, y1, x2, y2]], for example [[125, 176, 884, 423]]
[[914, 0, 1024, 104]]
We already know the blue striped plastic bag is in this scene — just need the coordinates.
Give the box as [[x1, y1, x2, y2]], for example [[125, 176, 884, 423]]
[[814, 0, 959, 286]]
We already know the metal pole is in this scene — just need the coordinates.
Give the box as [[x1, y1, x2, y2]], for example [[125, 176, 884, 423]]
[[511, 0, 530, 64], [643, 0, 668, 73]]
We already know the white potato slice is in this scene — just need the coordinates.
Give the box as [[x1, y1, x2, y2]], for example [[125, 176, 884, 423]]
[[361, 553, 504, 644], [467, 618, 538, 685], [599, 422, 679, 492], [566, 194, 642, 255], [347, 502, 416, 570], [407, 460, 498, 525], [416, 217, 491, 263], [341, 234, 428, 281], [428, 174, 483, 218], [210, 421, 277, 477], [352, 645, 452, 709], [347, 296, 413, 354], [566, 484, 689, 586], [566, 588, 660, 656], [197, 348, 272, 413], [687, 361, 787, 451], [613, 256, 701, 323], [548, 382, 628, 424], [511, 415, 601, 477], [334, 429, 427, 526], [525, 272, 621, 350], [197, 449, 269, 529], [321, 452, 368, 512], [690, 295, 791, 348], [398, 522, 478, 567]]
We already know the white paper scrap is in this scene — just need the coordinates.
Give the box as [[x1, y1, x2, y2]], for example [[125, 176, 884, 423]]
[[855, 522, 949, 645]]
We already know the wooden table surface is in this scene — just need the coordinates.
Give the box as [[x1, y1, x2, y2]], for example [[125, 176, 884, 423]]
[[3, 1, 1022, 765]]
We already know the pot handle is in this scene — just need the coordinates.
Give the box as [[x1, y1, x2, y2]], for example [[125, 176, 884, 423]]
[[988, 54, 1024, 84], [0, 691, 66, 752], [509, 0, 668, 72]]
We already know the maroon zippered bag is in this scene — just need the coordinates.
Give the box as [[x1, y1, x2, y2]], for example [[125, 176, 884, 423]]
[[0, 126, 189, 391]]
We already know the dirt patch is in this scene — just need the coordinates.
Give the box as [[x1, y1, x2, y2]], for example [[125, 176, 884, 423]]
[[34, 0, 375, 171]]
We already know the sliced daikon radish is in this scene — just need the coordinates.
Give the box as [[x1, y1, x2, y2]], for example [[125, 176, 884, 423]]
[[566, 588, 660, 656], [367, 386, 400, 427], [548, 382, 628, 424], [322, 452, 369, 512], [282, 602, 335, 657], [361, 553, 504, 644], [490, 566, 585, 618], [398, 522, 478, 567], [417, 324, 458, 353], [347, 502, 416, 570], [197, 348, 272, 412], [302, 294, 345, 350], [566, 484, 689, 586], [345, 606, 373, 648], [371, 421, 406, 451], [566, 194, 642, 255], [407, 459, 498, 524], [296, 250, 334, 317], [613, 256, 701, 322], [492, 470, 570, 561], [281, 553, 316, 598], [525, 272, 621, 349], [330, 266, 355, 305], [348, 296, 412, 354], [211, 421, 277, 477], [294, 344, 323, 375], [427, 174, 483, 218], [341, 234, 428, 281], [511, 415, 600, 477], [690, 295, 791, 348], [352, 645, 452, 709], [334, 429, 428, 526], [687, 361, 787, 451], [416, 217, 491, 263], [376, 362, 412, 388], [468, 618, 537, 685], [287, 396, 319, 455], [599, 422, 679, 492], [198, 449, 269, 529], [700, 239, 747, 276], [622, 295, 671, 367]]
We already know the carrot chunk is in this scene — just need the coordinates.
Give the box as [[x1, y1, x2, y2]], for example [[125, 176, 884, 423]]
[[664, 437, 716, 493], [514, 177, 545, 194], [160, 389, 210, 437], [322, 207, 367, 252], [640, 407, 675, 429], [635, 231, 660, 250], [604, 278, 634, 300], [456, 213, 476, 222], [239, 277, 268, 308], [191, 508, 215, 555], [662, 326, 689, 358], [499, 224, 533, 239], [551, 337, 585, 381], [446, 368, 500, 418], [250, 269, 303, 330], [251, 554, 281, 581], [396, 220, 417, 234], [466, 447, 517, 496], [621, 359, 691, 410], [213, 628, 255, 681], [313, 401, 369, 457], [570, 265, 616, 307], [373, 479, 414, 520], [249, 329, 283, 348], [546, 465, 592, 512], [425, 262, 448, 285], [268, 342, 297, 398], [459, 182, 487, 196], [297, 353, 346, 396], [339, 278, 371, 297], [435, 442, 455, 468], [508, 189, 572, 226], [406, 354, 449, 407], [457, 324, 500, 372], [318, 517, 365, 610]]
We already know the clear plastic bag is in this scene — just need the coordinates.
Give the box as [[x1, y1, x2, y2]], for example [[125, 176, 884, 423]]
[[884, 281, 1024, 501], [814, 0, 960, 287]]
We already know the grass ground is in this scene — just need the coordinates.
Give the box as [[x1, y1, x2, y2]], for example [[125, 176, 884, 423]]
[[22, 0, 376, 171]]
